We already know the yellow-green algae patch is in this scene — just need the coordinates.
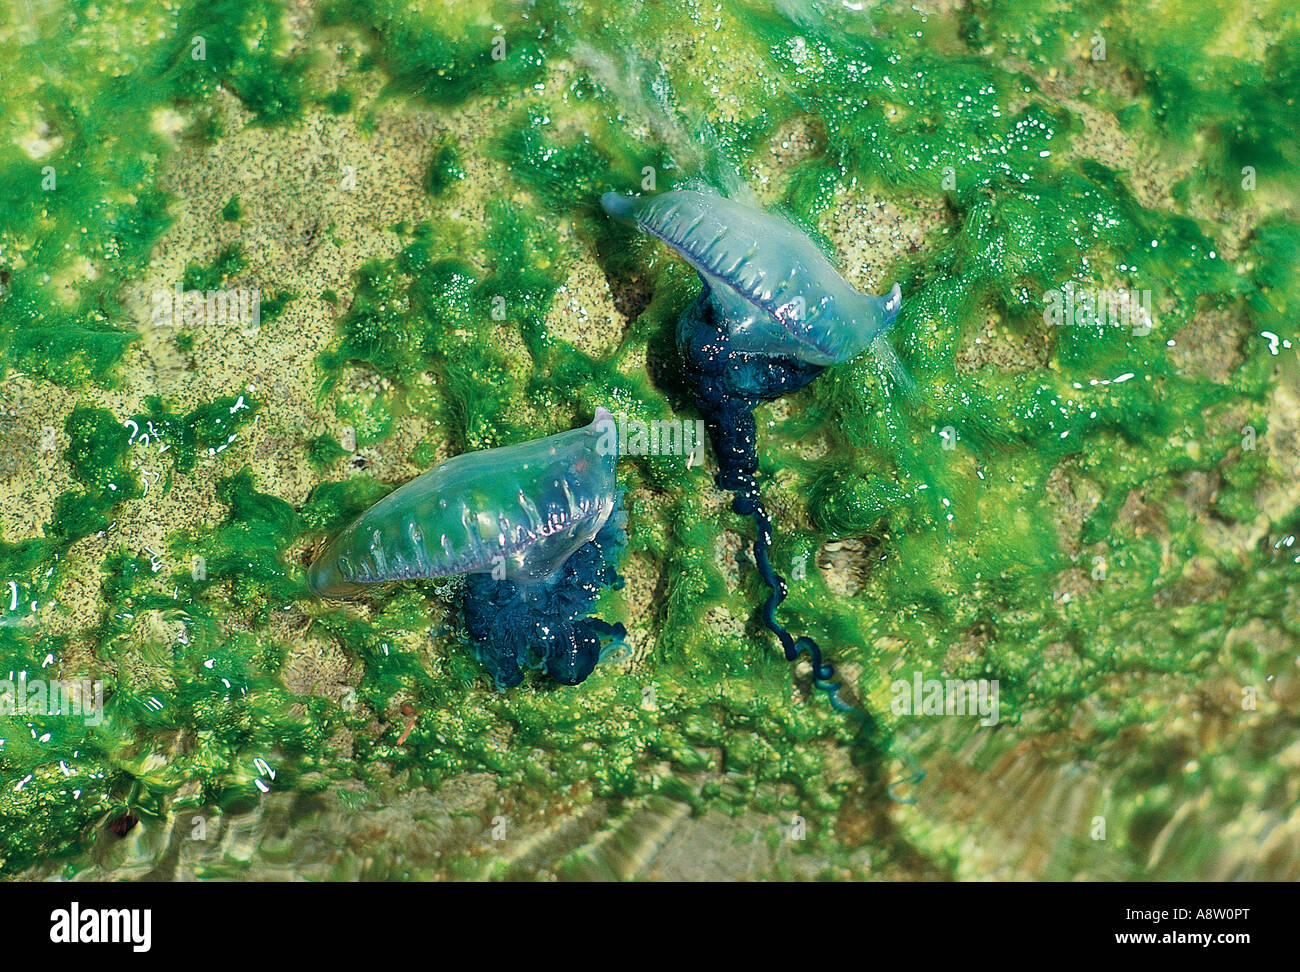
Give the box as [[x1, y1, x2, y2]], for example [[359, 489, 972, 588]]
[[1, 0, 1298, 878]]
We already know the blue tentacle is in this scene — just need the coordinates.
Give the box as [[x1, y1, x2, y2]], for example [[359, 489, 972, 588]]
[[605, 187, 923, 794], [678, 286, 924, 792]]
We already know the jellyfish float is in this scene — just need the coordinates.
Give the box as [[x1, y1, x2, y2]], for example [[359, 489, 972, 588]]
[[603, 187, 904, 717], [308, 409, 627, 687]]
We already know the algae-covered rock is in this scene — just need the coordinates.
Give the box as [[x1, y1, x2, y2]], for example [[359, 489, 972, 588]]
[[1, 0, 1297, 880]]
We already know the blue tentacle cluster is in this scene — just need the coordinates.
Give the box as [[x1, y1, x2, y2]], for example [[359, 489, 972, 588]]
[[677, 291, 824, 497], [463, 497, 628, 687]]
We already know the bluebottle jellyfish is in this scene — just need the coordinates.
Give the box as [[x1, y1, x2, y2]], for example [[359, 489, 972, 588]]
[[603, 187, 904, 722], [308, 409, 627, 688]]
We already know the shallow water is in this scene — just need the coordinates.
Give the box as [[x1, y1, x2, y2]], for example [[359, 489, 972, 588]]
[[1, 0, 1297, 880]]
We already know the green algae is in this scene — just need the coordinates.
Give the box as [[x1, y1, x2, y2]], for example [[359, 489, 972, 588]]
[[424, 140, 466, 197], [0, 392, 264, 872], [220, 195, 243, 222], [321, 0, 550, 107], [182, 244, 247, 294], [306, 433, 350, 471], [129, 394, 260, 476], [964, 0, 1300, 180], [0, 0, 334, 389], [161, 0, 315, 125], [2, 0, 1298, 879]]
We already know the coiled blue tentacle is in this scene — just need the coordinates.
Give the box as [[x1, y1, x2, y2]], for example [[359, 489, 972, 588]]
[[737, 490, 854, 711], [590, 617, 633, 664], [742, 486, 926, 801]]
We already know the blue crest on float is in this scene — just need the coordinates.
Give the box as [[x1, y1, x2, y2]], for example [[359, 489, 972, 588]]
[[602, 188, 902, 367]]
